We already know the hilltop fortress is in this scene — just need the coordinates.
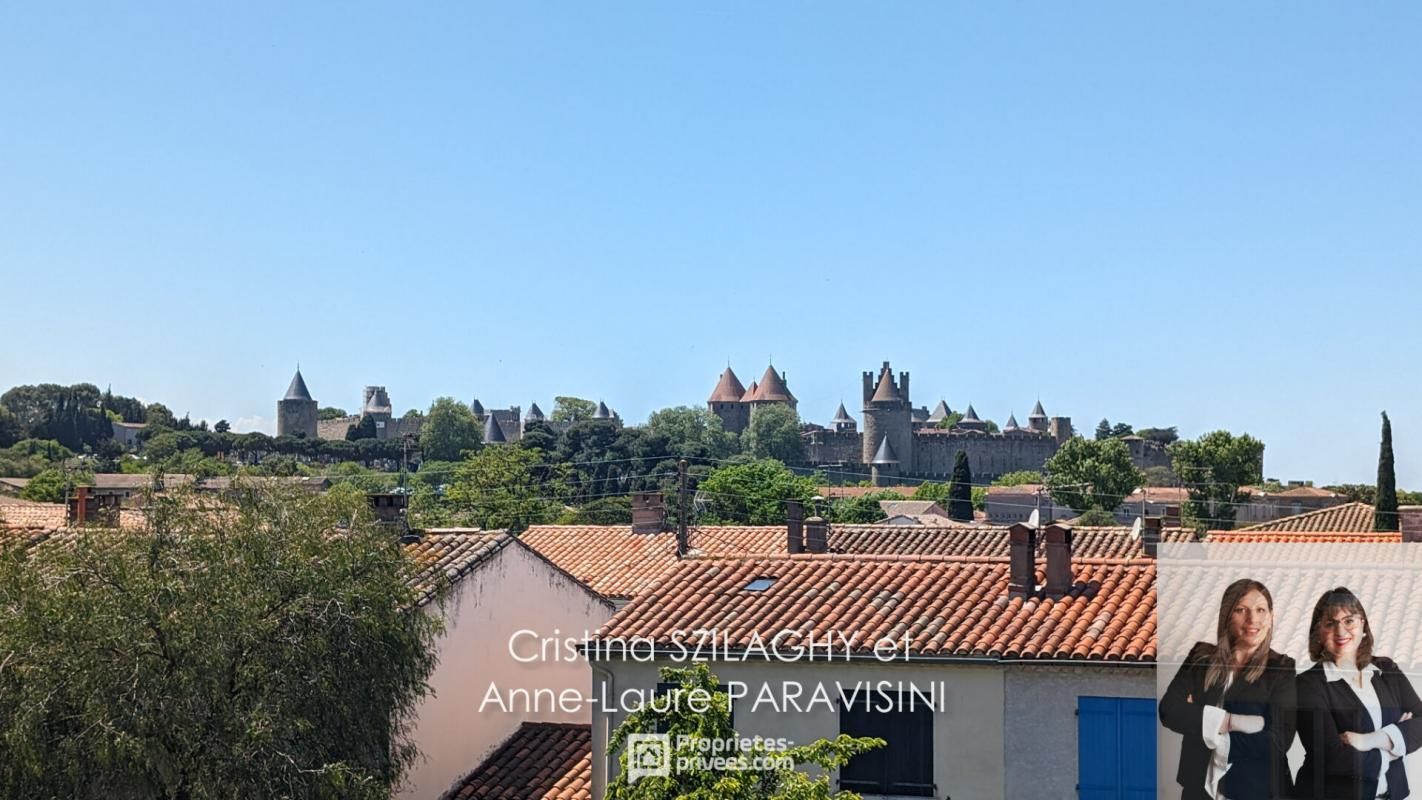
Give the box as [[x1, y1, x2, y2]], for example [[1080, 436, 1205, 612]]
[[709, 361, 1169, 484]]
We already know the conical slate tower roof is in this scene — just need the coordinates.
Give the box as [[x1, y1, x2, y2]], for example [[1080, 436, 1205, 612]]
[[484, 413, 507, 443], [754, 365, 796, 403], [708, 367, 747, 403], [832, 402, 852, 423], [1004, 413, 1020, 431], [284, 369, 313, 402], [870, 364, 899, 403], [593, 401, 613, 420], [927, 400, 950, 422], [526, 402, 545, 421], [1030, 400, 1047, 418], [471, 398, 486, 417], [962, 404, 981, 422], [870, 436, 899, 465]]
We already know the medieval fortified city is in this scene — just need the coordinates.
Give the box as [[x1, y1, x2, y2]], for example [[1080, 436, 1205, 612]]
[[4, 5, 1420, 800]]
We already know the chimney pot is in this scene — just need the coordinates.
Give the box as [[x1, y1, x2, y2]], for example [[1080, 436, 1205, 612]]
[[1164, 504, 1182, 527], [786, 501, 805, 554], [1400, 506, 1422, 543], [1008, 523, 1037, 598], [1143, 516, 1163, 558], [805, 516, 828, 554], [1043, 523, 1074, 597]]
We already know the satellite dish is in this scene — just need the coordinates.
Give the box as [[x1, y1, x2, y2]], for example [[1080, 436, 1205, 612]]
[[1027, 509, 1040, 528], [1130, 517, 1143, 540]]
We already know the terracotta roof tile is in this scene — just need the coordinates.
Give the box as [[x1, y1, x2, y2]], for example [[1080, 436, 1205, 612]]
[[708, 368, 747, 404], [440, 722, 590, 800], [753, 365, 796, 404], [1231, 502, 1376, 533], [592, 555, 1157, 662], [519, 524, 1194, 600]]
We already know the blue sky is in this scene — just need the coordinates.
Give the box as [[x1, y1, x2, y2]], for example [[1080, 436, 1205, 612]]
[[2, 4, 1419, 486]]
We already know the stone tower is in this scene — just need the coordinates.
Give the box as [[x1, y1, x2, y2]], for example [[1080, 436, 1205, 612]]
[[708, 367, 750, 434], [362, 386, 395, 438], [277, 368, 318, 439], [861, 362, 913, 473]]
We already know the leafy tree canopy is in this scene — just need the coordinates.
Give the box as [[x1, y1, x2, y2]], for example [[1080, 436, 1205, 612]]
[[318, 406, 349, 420], [419, 397, 483, 462], [605, 663, 883, 800], [0, 486, 441, 799], [551, 396, 598, 424], [1045, 437, 1144, 513], [646, 406, 737, 461], [742, 405, 804, 464], [444, 445, 564, 531], [993, 470, 1042, 487], [699, 460, 818, 525], [1169, 430, 1265, 529]]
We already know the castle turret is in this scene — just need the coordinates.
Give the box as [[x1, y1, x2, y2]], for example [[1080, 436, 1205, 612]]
[[831, 402, 856, 433], [708, 367, 750, 434], [861, 362, 913, 471], [870, 435, 900, 486], [1028, 400, 1049, 433], [927, 400, 951, 425], [484, 412, 507, 444], [276, 368, 318, 439], [956, 404, 989, 432], [362, 386, 394, 438], [525, 402, 545, 430]]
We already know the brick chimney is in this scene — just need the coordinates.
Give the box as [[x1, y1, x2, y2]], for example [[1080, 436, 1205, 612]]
[[1164, 504, 1182, 527], [786, 500, 805, 554], [1143, 516, 1163, 558], [1008, 523, 1037, 598], [631, 491, 667, 534], [1043, 523, 1074, 597], [805, 516, 828, 554], [1400, 506, 1422, 543]]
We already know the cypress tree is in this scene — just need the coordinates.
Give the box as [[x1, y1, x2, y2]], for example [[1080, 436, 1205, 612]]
[[949, 450, 974, 522], [1376, 411, 1398, 531], [1095, 419, 1111, 441]]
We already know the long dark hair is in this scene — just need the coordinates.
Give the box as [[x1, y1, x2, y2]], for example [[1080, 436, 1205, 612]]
[[1308, 586, 1374, 668], [1205, 578, 1274, 690]]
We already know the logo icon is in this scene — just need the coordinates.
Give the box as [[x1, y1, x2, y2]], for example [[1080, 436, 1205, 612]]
[[627, 733, 671, 783]]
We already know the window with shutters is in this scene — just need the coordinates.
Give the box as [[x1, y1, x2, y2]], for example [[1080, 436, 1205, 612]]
[[838, 692, 934, 796]]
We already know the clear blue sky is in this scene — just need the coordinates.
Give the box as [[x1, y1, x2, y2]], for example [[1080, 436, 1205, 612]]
[[3, 4, 1419, 486]]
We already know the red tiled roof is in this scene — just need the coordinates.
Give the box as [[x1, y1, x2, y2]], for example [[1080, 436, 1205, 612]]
[[440, 722, 591, 800], [752, 365, 795, 403], [403, 530, 512, 606], [1205, 531, 1401, 544], [0, 499, 69, 531], [592, 554, 1157, 662], [819, 486, 917, 499], [707, 367, 747, 404], [1273, 485, 1341, 498], [520, 524, 1195, 600], [1231, 502, 1376, 533]]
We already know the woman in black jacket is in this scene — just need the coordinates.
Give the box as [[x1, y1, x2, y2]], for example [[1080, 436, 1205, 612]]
[[1295, 587, 1422, 800], [1160, 577, 1297, 799]]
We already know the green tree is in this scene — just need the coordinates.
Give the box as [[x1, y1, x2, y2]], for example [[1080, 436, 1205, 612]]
[[699, 460, 818, 525], [18, 468, 69, 503], [743, 405, 804, 464], [144, 402, 177, 429], [910, 481, 950, 502], [319, 406, 349, 420], [420, 397, 483, 462], [0, 485, 440, 798], [558, 496, 633, 524], [0, 406, 20, 448], [551, 397, 598, 424], [948, 451, 974, 521], [934, 411, 964, 429], [444, 445, 563, 531], [1168, 430, 1265, 529], [213, 419, 231, 434], [605, 663, 882, 800], [1075, 508, 1121, 526], [647, 406, 738, 460], [1377, 411, 1399, 532], [1137, 426, 1179, 445], [1095, 419, 1112, 441], [993, 470, 1043, 487], [1110, 422, 1133, 438], [829, 490, 906, 523], [1045, 437, 1144, 514]]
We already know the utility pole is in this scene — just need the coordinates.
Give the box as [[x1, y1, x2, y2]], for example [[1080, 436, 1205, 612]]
[[676, 459, 689, 558]]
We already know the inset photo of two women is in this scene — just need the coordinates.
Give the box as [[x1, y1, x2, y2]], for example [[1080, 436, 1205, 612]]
[[1158, 542, 1422, 800]]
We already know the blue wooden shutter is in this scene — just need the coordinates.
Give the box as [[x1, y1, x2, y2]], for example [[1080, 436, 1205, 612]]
[[1077, 696, 1155, 800]]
